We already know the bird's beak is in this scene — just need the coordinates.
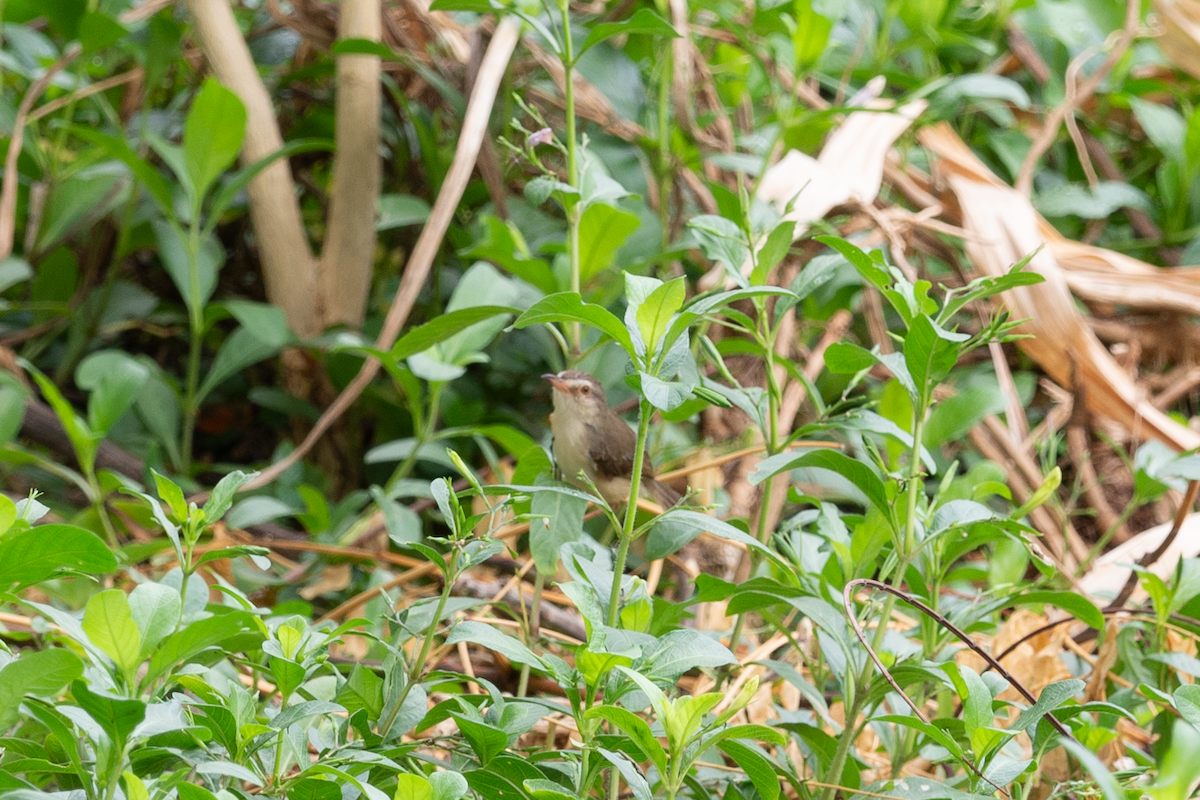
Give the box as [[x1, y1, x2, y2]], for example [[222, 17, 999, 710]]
[[542, 373, 568, 391]]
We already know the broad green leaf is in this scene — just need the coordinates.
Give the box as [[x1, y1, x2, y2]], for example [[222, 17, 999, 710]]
[[71, 680, 146, 749], [0, 648, 84, 729], [514, 293, 635, 356], [1011, 678, 1084, 732], [578, 8, 678, 58], [196, 326, 283, 403], [207, 138, 334, 222], [144, 612, 261, 686], [1009, 590, 1103, 630], [128, 582, 182, 658], [529, 476, 587, 572], [751, 449, 888, 516], [960, 665, 992, 744], [0, 524, 116, 589], [596, 748, 652, 800], [578, 203, 640, 281], [224, 300, 292, 349], [79, 11, 127, 52], [647, 509, 790, 570], [464, 216, 557, 294], [395, 774, 434, 800], [444, 621, 546, 670], [83, 589, 142, 681], [389, 306, 520, 360], [152, 470, 187, 520], [718, 740, 780, 800], [642, 628, 736, 679], [377, 194, 431, 230], [203, 469, 256, 522], [1174, 684, 1200, 726], [584, 706, 668, 774], [751, 221, 796, 285], [635, 277, 686, 355], [70, 128, 173, 214], [451, 713, 508, 766], [816, 235, 889, 289], [184, 79, 247, 201], [152, 221, 224, 314], [77, 350, 150, 436], [1130, 97, 1187, 164]]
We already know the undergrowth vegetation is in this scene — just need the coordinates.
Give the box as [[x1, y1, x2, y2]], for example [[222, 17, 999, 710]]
[[3, 1, 1200, 800]]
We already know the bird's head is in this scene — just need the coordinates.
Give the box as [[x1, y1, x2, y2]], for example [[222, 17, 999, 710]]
[[543, 370, 608, 412]]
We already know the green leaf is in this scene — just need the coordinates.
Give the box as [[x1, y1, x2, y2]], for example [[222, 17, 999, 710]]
[[395, 774, 434, 800], [584, 706, 668, 774], [0, 648, 84, 730], [751, 449, 888, 515], [1174, 684, 1200, 726], [389, 306, 520, 361], [79, 11, 127, 52], [83, 589, 142, 681], [824, 342, 878, 373], [207, 138, 334, 222], [224, 300, 292, 349], [444, 621, 546, 670], [464, 216, 557, 294], [452, 713, 508, 766], [578, 203, 640, 281], [128, 582, 182, 659], [647, 509, 790, 571], [960, 665, 992, 744], [514, 293, 635, 357], [635, 277, 686, 355], [1130, 97, 1187, 164], [184, 79, 247, 201], [596, 748, 653, 800], [144, 612, 261, 686], [578, 8, 679, 59], [71, 128, 173, 214], [1012, 467, 1061, 518], [77, 350, 150, 436], [0, 385, 25, 449], [152, 470, 187, 520], [0, 524, 116, 589], [643, 628, 736, 679], [377, 194, 432, 230], [751, 221, 795, 285], [718, 740, 779, 800], [152, 221, 224, 314], [1011, 678, 1084, 732], [27, 363, 97, 474], [203, 469, 257, 523], [1009, 590, 1103, 630], [816, 235, 889, 289], [196, 326, 283, 403], [529, 477, 587, 572], [71, 680, 146, 749]]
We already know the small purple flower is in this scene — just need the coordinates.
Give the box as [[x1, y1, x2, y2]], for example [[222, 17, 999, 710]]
[[527, 127, 554, 147]]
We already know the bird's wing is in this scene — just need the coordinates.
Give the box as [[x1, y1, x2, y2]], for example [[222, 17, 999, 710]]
[[586, 417, 646, 479]]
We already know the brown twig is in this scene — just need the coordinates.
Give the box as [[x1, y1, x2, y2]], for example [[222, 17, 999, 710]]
[[1111, 479, 1200, 607], [1065, 423, 1132, 544], [0, 45, 82, 262], [1014, 0, 1140, 195]]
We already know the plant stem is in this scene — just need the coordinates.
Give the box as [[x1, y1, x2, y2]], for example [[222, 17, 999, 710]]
[[379, 548, 457, 738], [560, 1, 581, 357], [180, 222, 205, 472], [607, 399, 652, 628]]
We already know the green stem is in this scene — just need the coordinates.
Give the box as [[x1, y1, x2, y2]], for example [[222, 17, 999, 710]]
[[654, 17, 672, 254], [561, 2, 581, 357], [180, 222, 205, 472], [518, 573, 546, 698], [379, 549, 458, 738], [607, 399, 652, 628]]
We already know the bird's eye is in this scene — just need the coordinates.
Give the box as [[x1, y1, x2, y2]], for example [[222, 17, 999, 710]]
[[580, 385, 590, 394]]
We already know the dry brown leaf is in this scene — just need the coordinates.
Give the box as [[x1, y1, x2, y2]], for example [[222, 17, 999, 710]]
[[299, 563, 353, 600], [1155, 0, 1200, 80], [919, 122, 1200, 454], [1079, 512, 1200, 602]]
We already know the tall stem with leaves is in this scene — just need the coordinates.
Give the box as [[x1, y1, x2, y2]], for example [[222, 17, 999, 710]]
[[559, 0, 582, 357], [607, 398, 652, 627]]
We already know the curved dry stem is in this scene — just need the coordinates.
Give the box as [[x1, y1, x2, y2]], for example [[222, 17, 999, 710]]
[[0, 45, 82, 261], [1014, 0, 1139, 195], [843, 577, 1074, 742], [228, 16, 523, 497]]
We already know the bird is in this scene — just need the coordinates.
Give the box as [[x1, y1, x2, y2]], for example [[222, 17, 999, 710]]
[[543, 370, 681, 510]]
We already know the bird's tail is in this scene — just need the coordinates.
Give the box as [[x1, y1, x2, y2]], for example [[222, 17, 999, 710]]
[[641, 476, 682, 510]]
